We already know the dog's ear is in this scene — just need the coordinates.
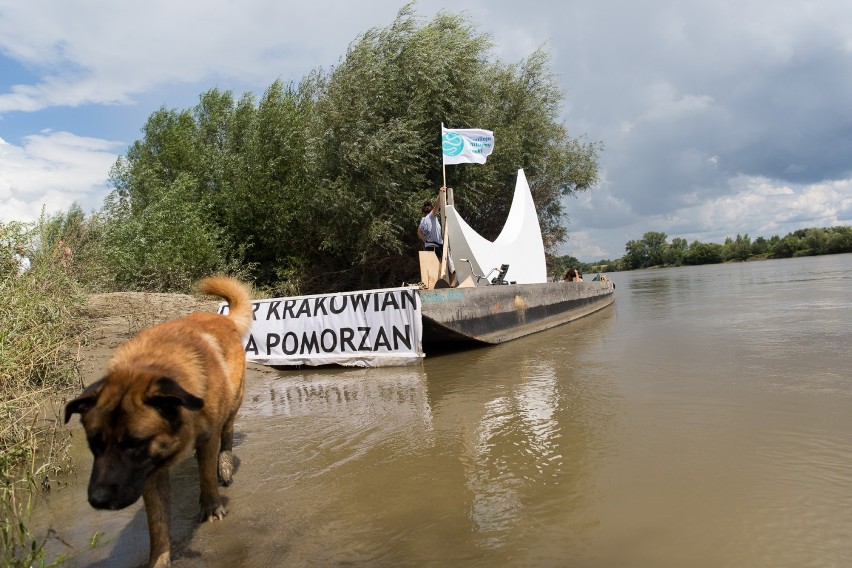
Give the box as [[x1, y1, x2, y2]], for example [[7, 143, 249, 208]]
[[64, 379, 106, 423], [145, 377, 204, 413]]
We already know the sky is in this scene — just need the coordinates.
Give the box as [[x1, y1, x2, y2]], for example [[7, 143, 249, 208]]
[[1, 0, 851, 261]]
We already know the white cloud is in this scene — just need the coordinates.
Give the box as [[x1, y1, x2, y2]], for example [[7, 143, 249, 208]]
[[561, 230, 609, 261], [0, 1, 420, 112], [651, 176, 852, 244], [0, 132, 120, 221], [568, 175, 852, 260]]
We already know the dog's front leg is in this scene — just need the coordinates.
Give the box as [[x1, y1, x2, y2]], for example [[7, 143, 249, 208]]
[[196, 435, 226, 522], [142, 469, 172, 568]]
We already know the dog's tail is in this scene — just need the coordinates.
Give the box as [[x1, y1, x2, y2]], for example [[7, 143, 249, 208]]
[[200, 276, 253, 337]]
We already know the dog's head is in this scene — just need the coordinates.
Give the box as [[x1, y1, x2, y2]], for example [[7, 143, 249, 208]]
[[64, 373, 204, 510]]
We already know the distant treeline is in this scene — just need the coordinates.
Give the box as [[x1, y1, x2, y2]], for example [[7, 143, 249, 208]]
[[16, 7, 601, 296], [557, 226, 852, 275]]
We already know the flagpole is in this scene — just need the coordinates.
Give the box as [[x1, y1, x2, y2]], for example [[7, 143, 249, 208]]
[[441, 123, 447, 190], [439, 186, 449, 282], [440, 124, 448, 281], [442, 162, 446, 192]]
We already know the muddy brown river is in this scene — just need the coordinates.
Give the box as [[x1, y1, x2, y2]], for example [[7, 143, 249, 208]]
[[32, 254, 852, 567]]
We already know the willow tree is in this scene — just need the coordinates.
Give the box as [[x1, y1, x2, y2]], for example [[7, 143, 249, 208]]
[[106, 81, 315, 290], [207, 80, 315, 285], [299, 4, 601, 291]]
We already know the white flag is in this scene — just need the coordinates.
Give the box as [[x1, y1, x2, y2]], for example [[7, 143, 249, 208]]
[[442, 124, 494, 165]]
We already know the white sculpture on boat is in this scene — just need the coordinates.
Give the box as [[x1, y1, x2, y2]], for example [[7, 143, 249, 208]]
[[445, 169, 547, 285]]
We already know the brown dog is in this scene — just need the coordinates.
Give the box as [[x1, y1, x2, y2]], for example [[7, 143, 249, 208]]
[[65, 276, 253, 568]]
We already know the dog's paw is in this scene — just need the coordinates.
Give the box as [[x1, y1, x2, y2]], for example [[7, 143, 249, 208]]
[[150, 550, 171, 568], [198, 504, 227, 523], [218, 450, 234, 486]]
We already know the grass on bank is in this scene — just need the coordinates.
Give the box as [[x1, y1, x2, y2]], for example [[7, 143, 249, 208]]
[[1, 221, 86, 567]]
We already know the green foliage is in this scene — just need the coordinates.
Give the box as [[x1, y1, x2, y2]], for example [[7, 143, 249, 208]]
[[623, 238, 647, 270], [772, 234, 800, 257], [666, 237, 688, 266], [100, 175, 250, 292], [750, 235, 771, 257], [723, 233, 752, 261], [643, 231, 668, 266], [611, 225, 852, 271], [1, 220, 83, 567], [622, 232, 668, 269], [684, 240, 724, 265], [825, 226, 852, 252], [38, 205, 114, 291]]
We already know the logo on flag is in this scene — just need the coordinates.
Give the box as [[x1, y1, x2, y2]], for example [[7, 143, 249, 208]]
[[442, 125, 494, 165]]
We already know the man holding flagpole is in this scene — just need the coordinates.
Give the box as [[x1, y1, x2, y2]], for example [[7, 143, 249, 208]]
[[418, 186, 446, 259]]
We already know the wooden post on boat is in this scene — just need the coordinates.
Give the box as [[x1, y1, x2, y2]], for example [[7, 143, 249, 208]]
[[419, 251, 439, 289]]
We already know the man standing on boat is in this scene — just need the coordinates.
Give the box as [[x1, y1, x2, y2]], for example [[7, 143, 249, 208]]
[[418, 186, 446, 259]]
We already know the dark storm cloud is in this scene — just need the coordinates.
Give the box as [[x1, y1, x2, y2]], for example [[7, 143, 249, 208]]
[[718, 51, 852, 183]]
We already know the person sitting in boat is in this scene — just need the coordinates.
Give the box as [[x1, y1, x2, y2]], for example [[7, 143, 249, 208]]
[[564, 267, 583, 282], [418, 186, 446, 259]]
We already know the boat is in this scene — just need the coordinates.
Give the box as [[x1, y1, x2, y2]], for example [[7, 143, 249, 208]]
[[420, 279, 614, 347], [230, 169, 614, 367], [416, 168, 615, 347]]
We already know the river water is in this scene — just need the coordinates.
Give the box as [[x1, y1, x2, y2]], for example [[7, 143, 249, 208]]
[[36, 254, 852, 567]]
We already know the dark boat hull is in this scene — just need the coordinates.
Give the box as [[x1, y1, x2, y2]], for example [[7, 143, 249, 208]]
[[420, 280, 615, 346]]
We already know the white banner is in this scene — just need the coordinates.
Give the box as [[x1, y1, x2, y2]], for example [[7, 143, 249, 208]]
[[442, 124, 495, 165], [219, 286, 423, 367]]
